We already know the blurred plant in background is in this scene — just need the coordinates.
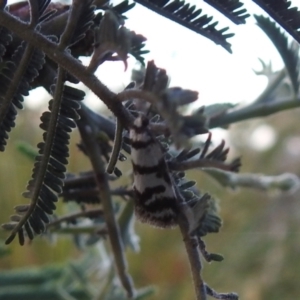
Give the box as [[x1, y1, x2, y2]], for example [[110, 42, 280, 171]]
[[0, 1, 300, 300]]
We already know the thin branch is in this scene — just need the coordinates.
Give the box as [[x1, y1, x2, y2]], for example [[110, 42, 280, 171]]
[[172, 186, 207, 300], [77, 122, 135, 298], [106, 117, 123, 174], [198, 238, 214, 262], [3, 10, 298, 133], [49, 225, 108, 235], [205, 284, 238, 300], [58, 0, 88, 50], [178, 220, 207, 300], [202, 168, 300, 192], [198, 238, 223, 263], [47, 208, 104, 229], [209, 95, 300, 129], [0, 10, 133, 128]]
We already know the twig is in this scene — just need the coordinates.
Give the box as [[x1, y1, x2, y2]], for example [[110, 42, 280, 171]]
[[106, 117, 123, 174], [0, 10, 133, 128], [198, 238, 224, 263], [77, 121, 135, 298], [205, 284, 238, 300], [178, 221, 207, 300], [202, 168, 300, 192], [47, 209, 104, 229], [50, 226, 107, 235], [209, 96, 300, 129], [174, 188, 207, 300], [198, 238, 214, 262], [58, 0, 88, 50], [3, 9, 298, 135]]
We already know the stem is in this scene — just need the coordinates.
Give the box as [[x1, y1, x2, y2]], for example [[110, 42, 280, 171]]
[[209, 96, 300, 128], [178, 220, 207, 300], [47, 208, 104, 229], [58, 0, 86, 50], [0, 10, 133, 128], [202, 168, 300, 192], [50, 226, 107, 235], [174, 187, 207, 300], [77, 122, 135, 298], [106, 117, 123, 174], [205, 284, 238, 300], [1, 10, 298, 132]]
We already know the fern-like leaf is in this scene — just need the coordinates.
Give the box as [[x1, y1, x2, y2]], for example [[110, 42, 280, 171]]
[[255, 15, 300, 95], [195, 196, 222, 237], [169, 132, 241, 172], [0, 43, 46, 151], [62, 173, 100, 204], [68, 0, 95, 47], [62, 172, 125, 204], [199, 132, 241, 172], [110, 0, 136, 17], [2, 85, 85, 245], [204, 0, 249, 25], [0, 1, 54, 151], [133, 0, 234, 52], [28, 0, 51, 25], [253, 0, 300, 45], [129, 31, 149, 65]]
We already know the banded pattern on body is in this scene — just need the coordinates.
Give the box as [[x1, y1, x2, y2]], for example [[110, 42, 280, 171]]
[[129, 116, 178, 228]]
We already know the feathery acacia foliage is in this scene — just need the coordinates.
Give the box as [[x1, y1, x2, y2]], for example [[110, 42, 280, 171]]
[[3, 84, 85, 245], [253, 0, 300, 45], [0, 0, 299, 299], [0, 44, 46, 151], [134, 0, 235, 52], [255, 15, 300, 95], [203, 0, 250, 24]]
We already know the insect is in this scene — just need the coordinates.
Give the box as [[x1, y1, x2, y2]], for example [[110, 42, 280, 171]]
[[129, 115, 178, 228]]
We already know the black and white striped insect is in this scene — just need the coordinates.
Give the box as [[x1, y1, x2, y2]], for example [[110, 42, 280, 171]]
[[129, 115, 179, 228]]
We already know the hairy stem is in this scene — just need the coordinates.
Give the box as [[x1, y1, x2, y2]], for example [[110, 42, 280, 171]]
[[178, 221, 207, 300], [0, 10, 133, 127], [5, 66, 65, 244], [0, 43, 41, 138], [209, 96, 300, 128], [174, 187, 207, 300]]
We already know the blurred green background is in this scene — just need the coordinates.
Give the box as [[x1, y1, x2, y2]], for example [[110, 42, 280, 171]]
[[1, 98, 300, 300]]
